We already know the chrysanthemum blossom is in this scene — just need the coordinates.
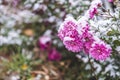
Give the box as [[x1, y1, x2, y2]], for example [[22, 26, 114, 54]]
[[58, 17, 83, 52], [77, 17, 93, 53], [90, 40, 112, 60], [63, 29, 83, 52], [79, 22, 94, 54], [58, 17, 78, 40], [82, 32, 95, 54]]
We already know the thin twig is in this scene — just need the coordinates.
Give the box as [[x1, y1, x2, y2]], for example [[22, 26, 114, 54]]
[[88, 56, 98, 80]]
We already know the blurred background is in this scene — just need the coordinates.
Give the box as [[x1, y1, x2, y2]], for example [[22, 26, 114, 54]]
[[0, 0, 120, 80]]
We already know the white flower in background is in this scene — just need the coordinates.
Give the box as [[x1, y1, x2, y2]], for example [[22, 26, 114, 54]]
[[0, 1, 40, 46], [10, 75, 20, 80], [18, 10, 39, 23], [116, 46, 120, 53], [93, 62, 102, 74], [5, 20, 16, 28], [35, 74, 42, 80], [0, 29, 22, 46], [0, 36, 4, 45], [8, 31, 19, 38], [33, 4, 47, 11], [33, 3, 40, 10], [48, 16, 56, 23]]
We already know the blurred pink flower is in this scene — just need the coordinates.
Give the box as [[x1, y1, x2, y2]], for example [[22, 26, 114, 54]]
[[58, 17, 78, 40], [48, 48, 62, 61], [38, 36, 51, 50], [90, 40, 112, 60], [89, 7, 98, 19], [108, 0, 113, 2]]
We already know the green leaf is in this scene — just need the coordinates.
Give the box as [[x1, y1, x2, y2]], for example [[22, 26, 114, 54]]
[[107, 31, 115, 36], [113, 40, 120, 46]]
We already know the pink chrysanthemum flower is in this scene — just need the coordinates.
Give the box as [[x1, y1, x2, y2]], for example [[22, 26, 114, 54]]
[[90, 40, 112, 60], [77, 17, 94, 53], [79, 24, 94, 54], [58, 17, 83, 52], [63, 30, 83, 52], [82, 32, 95, 54], [58, 17, 78, 40]]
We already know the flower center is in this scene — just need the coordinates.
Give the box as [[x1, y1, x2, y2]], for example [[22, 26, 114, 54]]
[[97, 49, 101, 54]]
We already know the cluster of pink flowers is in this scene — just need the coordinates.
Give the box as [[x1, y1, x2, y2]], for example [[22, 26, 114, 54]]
[[58, 0, 112, 61], [58, 17, 83, 52], [38, 35, 62, 61]]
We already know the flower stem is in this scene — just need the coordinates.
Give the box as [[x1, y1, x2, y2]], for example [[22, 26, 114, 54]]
[[88, 56, 98, 80]]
